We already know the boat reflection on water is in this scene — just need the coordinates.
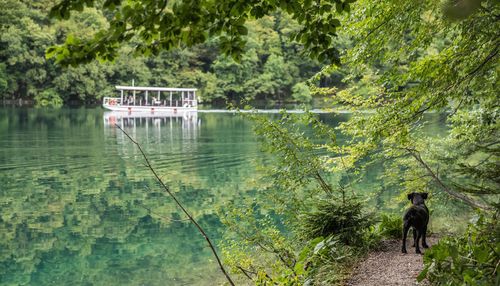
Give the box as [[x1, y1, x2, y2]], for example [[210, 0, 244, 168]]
[[103, 111, 200, 141]]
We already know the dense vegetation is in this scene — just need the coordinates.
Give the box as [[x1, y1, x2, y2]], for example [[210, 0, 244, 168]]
[[419, 214, 499, 285], [2, 0, 499, 285], [0, 0, 337, 106], [224, 0, 497, 283], [242, 0, 499, 284]]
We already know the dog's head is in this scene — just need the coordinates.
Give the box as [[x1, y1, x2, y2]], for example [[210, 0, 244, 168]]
[[407, 192, 428, 205]]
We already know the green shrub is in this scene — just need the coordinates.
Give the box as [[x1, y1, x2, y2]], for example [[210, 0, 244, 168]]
[[34, 89, 63, 107], [299, 198, 375, 246], [378, 213, 403, 239], [418, 213, 499, 285], [291, 82, 312, 103], [296, 235, 356, 285]]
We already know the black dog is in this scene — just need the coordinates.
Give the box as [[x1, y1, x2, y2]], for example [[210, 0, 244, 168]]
[[402, 192, 429, 254]]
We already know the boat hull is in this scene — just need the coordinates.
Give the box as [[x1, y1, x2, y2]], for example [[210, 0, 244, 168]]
[[103, 104, 197, 113]]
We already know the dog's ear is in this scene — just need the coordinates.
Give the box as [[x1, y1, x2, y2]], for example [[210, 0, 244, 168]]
[[407, 193, 414, 201], [421, 192, 428, 200]]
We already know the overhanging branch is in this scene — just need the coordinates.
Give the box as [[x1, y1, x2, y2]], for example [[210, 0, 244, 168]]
[[115, 124, 235, 286], [405, 148, 493, 210]]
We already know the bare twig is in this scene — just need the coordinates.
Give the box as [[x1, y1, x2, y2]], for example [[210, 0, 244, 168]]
[[464, 43, 499, 80], [235, 266, 255, 280], [141, 185, 191, 222], [115, 124, 235, 286], [236, 265, 275, 283], [365, 17, 392, 38], [404, 147, 493, 210]]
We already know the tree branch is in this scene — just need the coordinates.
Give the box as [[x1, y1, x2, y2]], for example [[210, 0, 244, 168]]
[[235, 266, 255, 280], [405, 148, 493, 210], [365, 16, 392, 38], [464, 43, 499, 80], [115, 124, 235, 286], [266, 118, 333, 195]]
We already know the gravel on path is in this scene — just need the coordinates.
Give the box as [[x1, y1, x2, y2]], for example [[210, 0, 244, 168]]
[[345, 237, 439, 286]]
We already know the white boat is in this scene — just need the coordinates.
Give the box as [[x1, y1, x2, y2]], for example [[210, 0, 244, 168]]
[[103, 85, 198, 113]]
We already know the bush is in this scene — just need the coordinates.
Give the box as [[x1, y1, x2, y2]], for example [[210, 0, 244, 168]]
[[34, 89, 63, 107], [418, 213, 499, 285], [296, 235, 357, 285], [299, 198, 375, 246], [291, 82, 312, 103], [378, 213, 403, 239]]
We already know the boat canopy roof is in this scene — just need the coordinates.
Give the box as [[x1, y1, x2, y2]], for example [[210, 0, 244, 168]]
[[116, 85, 197, 92]]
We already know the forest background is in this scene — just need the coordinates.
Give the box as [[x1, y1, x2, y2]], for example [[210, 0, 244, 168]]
[[0, 0, 343, 106]]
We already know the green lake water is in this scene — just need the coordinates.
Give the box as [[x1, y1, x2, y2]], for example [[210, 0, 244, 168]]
[[0, 107, 470, 285]]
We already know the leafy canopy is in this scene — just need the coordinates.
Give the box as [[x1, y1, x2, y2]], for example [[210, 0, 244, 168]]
[[48, 0, 355, 65], [322, 0, 500, 209], [1, 1, 329, 103]]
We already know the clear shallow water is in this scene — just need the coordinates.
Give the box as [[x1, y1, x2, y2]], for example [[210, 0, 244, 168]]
[[0, 108, 266, 285], [0, 108, 468, 285]]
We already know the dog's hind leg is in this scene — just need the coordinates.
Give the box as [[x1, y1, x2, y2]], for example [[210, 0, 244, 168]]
[[402, 222, 410, 253], [415, 230, 422, 254], [422, 225, 429, 248]]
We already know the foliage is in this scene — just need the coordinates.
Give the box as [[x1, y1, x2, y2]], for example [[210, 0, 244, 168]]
[[377, 213, 403, 239], [219, 111, 381, 285], [249, 111, 339, 198], [291, 82, 312, 103], [34, 88, 63, 107], [47, 0, 354, 65], [4, 0, 498, 284], [313, 0, 500, 210], [219, 203, 301, 285], [0, 1, 333, 104], [418, 213, 500, 285], [220, 197, 378, 285], [299, 198, 374, 246], [0, 63, 8, 93], [297, 235, 358, 285]]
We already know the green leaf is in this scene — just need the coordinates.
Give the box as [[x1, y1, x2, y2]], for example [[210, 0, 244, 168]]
[[417, 265, 429, 282], [343, 3, 350, 13], [474, 246, 490, 263], [335, 2, 343, 13], [45, 47, 58, 59], [237, 25, 248, 36], [331, 19, 341, 27]]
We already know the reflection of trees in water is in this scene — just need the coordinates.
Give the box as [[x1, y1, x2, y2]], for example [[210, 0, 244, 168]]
[[0, 108, 264, 285], [0, 166, 226, 285]]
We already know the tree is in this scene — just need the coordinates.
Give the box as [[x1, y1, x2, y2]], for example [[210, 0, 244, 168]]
[[291, 82, 312, 103], [0, 0, 52, 98], [47, 0, 354, 65], [325, 0, 499, 209], [1, 1, 332, 103], [255, 54, 295, 99], [46, 0, 498, 224]]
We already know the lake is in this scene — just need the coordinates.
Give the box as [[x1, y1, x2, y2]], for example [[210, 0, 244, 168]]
[[0, 107, 470, 285]]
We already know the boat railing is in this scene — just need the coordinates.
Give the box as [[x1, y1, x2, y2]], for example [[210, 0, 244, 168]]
[[103, 97, 123, 106], [103, 96, 197, 107]]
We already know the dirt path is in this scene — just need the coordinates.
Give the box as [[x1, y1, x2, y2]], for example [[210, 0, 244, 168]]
[[345, 237, 439, 286]]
